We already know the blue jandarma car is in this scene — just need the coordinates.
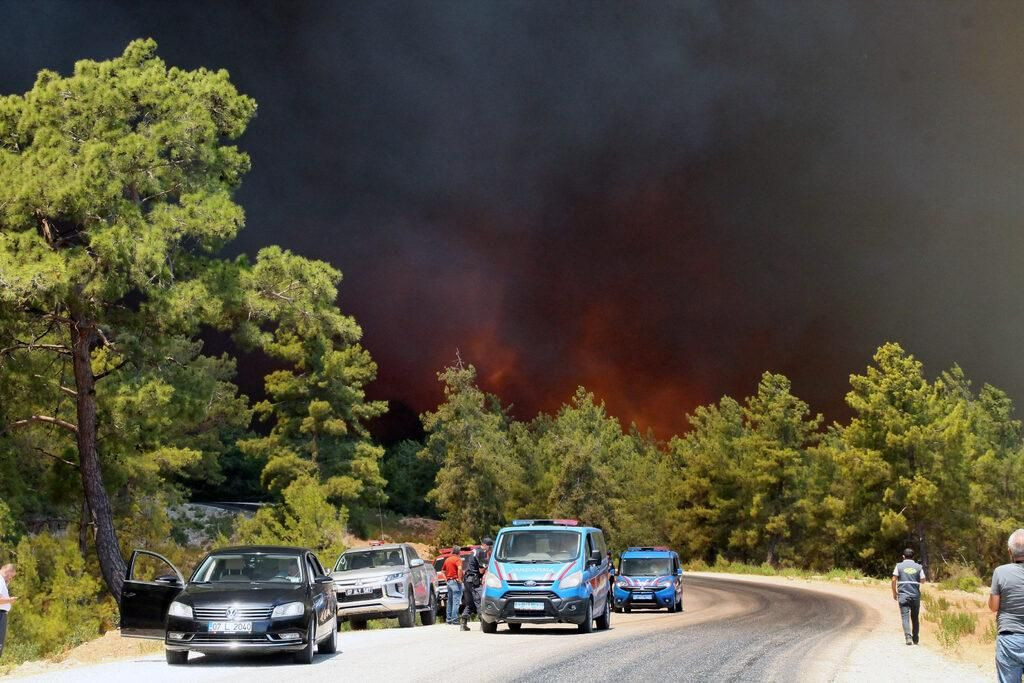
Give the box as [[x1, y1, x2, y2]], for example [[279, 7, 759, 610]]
[[612, 546, 683, 612], [479, 519, 612, 633]]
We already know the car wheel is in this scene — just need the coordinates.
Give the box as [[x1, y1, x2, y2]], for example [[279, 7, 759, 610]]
[[507, 623, 522, 632], [165, 649, 187, 665], [421, 590, 438, 625], [669, 593, 678, 613], [318, 616, 338, 654], [677, 596, 684, 612], [578, 600, 594, 633], [480, 618, 498, 634], [398, 591, 417, 628], [624, 606, 631, 613], [293, 620, 315, 664], [350, 618, 368, 630], [596, 596, 611, 630]]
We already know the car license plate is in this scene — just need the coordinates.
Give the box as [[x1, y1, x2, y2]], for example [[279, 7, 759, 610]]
[[513, 601, 545, 611], [634, 592, 653, 600], [346, 587, 374, 595], [208, 621, 252, 633]]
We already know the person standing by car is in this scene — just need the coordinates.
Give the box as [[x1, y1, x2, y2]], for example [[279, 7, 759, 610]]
[[891, 548, 926, 645], [460, 537, 493, 631], [441, 547, 464, 625], [0, 564, 18, 659], [989, 529, 1024, 682]]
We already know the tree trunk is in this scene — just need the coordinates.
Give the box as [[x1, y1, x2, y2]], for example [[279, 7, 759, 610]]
[[78, 498, 92, 559], [70, 315, 126, 601]]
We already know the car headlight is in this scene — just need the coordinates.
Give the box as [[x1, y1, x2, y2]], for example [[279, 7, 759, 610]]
[[167, 601, 193, 619], [384, 572, 405, 583], [560, 570, 583, 589], [271, 601, 305, 618], [484, 572, 502, 589], [655, 580, 672, 589]]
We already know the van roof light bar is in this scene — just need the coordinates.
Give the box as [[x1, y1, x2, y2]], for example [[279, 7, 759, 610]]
[[511, 519, 580, 527]]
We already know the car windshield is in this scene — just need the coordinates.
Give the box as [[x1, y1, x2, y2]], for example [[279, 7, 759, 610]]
[[621, 558, 673, 576], [496, 531, 580, 563], [335, 548, 405, 571], [192, 553, 303, 583]]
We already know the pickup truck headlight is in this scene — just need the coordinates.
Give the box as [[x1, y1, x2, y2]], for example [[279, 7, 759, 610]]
[[484, 572, 502, 589], [384, 572, 405, 583], [271, 601, 305, 618], [560, 570, 583, 589], [167, 601, 193, 619]]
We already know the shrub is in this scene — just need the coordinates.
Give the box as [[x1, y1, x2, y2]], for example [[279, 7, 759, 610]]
[[938, 562, 983, 593], [3, 533, 117, 666], [936, 610, 977, 649]]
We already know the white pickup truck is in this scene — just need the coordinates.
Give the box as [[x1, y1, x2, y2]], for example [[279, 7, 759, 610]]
[[331, 543, 438, 628]]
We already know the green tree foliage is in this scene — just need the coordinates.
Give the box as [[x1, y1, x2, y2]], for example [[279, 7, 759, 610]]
[[830, 343, 971, 572], [420, 361, 517, 544], [0, 40, 385, 601], [232, 475, 348, 563], [542, 388, 626, 541], [731, 373, 821, 565], [382, 440, 438, 517], [233, 246, 387, 511]]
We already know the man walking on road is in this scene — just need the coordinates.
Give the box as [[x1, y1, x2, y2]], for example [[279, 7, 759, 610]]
[[989, 529, 1024, 682], [0, 563, 18, 659], [441, 547, 464, 625], [892, 548, 926, 645], [460, 537, 493, 632]]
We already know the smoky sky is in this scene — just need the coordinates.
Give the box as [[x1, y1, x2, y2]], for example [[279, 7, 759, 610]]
[[3, 1, 1024, 439]]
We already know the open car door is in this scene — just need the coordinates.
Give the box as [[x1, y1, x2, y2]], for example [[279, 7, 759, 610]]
[[120, 549, 185, 639]]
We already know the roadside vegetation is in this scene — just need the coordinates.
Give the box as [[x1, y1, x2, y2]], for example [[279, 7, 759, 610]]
[[3, 39, 1024, 669]]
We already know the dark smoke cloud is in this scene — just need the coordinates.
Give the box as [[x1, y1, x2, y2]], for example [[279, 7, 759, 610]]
[[3, 1, 1023, 438]]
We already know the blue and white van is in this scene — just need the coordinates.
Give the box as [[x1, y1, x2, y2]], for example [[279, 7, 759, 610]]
[[612, 546, 683, 612], [479, 519, 612, 633]]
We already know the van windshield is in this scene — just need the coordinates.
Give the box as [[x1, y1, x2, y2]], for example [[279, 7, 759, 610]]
[[621, 558, 673, 577], [496, 531, 580, 563]]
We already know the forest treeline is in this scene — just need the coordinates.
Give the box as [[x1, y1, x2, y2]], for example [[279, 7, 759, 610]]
[[421, 345, 1024, 578], [1, 39, 1022, 665]]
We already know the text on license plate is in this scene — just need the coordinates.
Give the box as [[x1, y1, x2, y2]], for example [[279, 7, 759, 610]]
[[513, 601, 545, 611], [208, 621, 252, 632], [634, 592, 653, 599], [346, 588, 374, 595]]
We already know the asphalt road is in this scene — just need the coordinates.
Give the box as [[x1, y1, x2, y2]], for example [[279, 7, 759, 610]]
[[18, 575, 868, 682]]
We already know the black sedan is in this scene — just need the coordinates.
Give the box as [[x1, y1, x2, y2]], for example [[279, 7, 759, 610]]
[[119, 546, 338, 665]]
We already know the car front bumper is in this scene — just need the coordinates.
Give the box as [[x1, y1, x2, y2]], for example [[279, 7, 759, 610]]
[[335, 583, 411, 620], [480, 591, 589, 625], [164, 615, 310, 653], [613, 585, 676, 609]]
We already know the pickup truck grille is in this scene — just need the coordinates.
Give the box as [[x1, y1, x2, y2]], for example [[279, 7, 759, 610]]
[[193, 606, 273, 620]]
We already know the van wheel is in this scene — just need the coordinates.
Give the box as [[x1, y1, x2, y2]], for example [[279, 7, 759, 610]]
[[398, 591, 417, 628], [165, 650, 187, 665], [595, 597, 611, 630], [421, 590, 437, 625], [480, 619, 498, 634], [578, 600, 594, 633]]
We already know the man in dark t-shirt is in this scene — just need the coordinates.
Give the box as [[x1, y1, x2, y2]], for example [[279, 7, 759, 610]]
[[989, 529, 1024, 682], [460, 538, 493, 631], [891, 548, 926, 645]]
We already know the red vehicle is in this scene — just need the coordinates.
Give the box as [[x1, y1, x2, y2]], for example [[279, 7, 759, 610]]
[[432, 545, 482, 616]]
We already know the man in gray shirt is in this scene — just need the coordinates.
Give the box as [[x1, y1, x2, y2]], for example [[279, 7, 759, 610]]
[[892, 548, 926, 645], [989, 529, 1024, 682]]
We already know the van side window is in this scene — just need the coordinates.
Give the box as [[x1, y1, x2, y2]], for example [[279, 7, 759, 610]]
[[594, 531, 607, 557], [586, 534, 595, 558]]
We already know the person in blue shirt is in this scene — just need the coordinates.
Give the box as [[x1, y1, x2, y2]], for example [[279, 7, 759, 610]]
[[891, 548, 926, 645]]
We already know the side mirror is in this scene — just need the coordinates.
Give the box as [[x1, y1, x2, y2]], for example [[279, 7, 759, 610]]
[[154, 574, 182, 586], [676, 568, 683, 576], [315, 575, 334, 585], [410, 558, 424, 568], [587, 550, 602, 567]]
